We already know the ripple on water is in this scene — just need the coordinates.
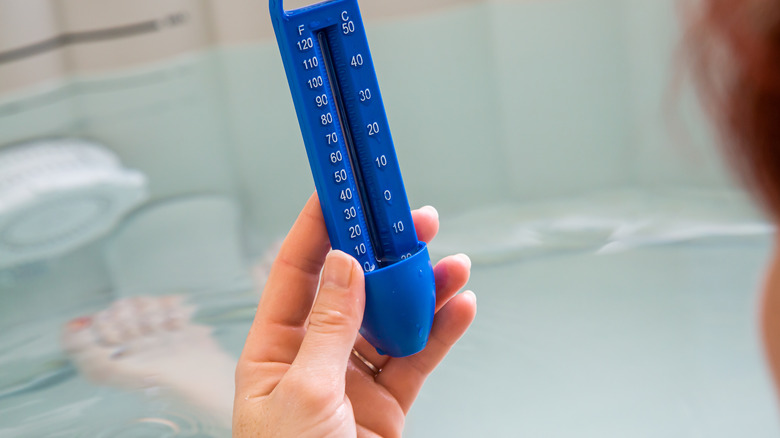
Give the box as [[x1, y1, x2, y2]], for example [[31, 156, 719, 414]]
[[93, 412, 225, 438]]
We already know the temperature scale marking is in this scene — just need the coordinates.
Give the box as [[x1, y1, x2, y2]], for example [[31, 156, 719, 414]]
[[271, 0, 418, 271]]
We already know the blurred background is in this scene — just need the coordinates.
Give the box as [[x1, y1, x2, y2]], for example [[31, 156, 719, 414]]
[[0, 0, 777, 436]]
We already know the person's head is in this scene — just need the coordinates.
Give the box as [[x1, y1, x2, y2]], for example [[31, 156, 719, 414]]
[[692, 0, 780, 393], [693, 0, 780, 216]]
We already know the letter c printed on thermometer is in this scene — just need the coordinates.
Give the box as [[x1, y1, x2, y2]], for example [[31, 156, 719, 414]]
[[342, 11, 349, 21]]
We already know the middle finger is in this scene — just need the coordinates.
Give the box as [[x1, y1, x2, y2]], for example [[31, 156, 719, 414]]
[[352, 252, 471, 372]]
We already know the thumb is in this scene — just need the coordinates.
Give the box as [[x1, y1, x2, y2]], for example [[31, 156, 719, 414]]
[[292, 250, 365, 384]]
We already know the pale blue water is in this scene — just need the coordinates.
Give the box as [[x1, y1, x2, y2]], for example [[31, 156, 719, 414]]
[[2, 229, 777, 437]]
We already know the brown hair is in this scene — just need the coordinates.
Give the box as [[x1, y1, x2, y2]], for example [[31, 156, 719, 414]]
[[691, 0, 780, 217]]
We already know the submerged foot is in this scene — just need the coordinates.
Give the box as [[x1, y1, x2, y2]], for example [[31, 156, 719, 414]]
[[61, 296, 235, 425]]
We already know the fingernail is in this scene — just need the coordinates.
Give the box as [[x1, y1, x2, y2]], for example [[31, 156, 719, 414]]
[[455, 253, 472, 270], [421, 205, 439, 220], [322, 251, 354, 289], [67, 317, 92, 331]]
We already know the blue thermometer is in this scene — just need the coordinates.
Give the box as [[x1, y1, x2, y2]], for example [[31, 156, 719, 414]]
[[270, 0, 435, 357]]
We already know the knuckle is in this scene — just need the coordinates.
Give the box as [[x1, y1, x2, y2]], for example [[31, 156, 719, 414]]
[[307, 307, 355, 334], [283, 377, 334, 408]]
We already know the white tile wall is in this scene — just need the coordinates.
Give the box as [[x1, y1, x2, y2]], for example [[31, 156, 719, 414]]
[[487, 0, 633, 201], [620, 0, 734, 190]]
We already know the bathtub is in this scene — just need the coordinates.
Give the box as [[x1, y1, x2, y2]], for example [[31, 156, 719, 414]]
[[0, 0, 777, 436]]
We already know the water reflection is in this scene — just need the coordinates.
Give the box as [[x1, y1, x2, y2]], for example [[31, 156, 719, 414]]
[[49, 191, 271, 431], [61, 296, 235, 427], [0, 138, 147, 269], [0, 46, 267, 435], [95, 414, 224, 438], [0, 140, 262, 436]]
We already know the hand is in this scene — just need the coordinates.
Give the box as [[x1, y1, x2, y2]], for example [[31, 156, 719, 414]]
[[233, 193, 476, 438]]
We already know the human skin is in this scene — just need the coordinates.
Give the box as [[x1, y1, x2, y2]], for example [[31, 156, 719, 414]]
[[233, 192, 477, 437], [762, 237, 780, 397]]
